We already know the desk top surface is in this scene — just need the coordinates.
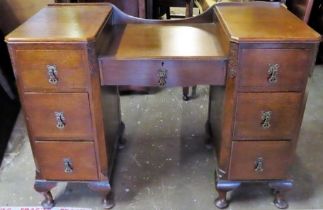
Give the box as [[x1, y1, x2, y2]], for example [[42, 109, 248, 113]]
[[5, 2, 320, 44], [215, 2, 321, 42], [5, 4, 112, 42], [112, 23, 227, 59]]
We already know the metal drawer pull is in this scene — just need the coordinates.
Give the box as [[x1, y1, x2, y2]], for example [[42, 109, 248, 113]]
[[55, 112, 65, 129], [64, 158, 73, 173], [261, 111, 272, 129], [47, 64, 58, 85], [158, 62, 168, 87], [267, 64, 279, 84], [254, 157, 264, 173]]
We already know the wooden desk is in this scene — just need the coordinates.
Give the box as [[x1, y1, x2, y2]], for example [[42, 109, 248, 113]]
[[5, 2, 320, 209]]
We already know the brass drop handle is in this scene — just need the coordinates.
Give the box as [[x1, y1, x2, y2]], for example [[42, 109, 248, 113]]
[[47, 64, 58, 85], [254, 157, 264, 173], [267, 64, 279, 84], [261, 111, 272, 129], [64, 158, 73, 173], [55, 112, 65, 129], [158, 62, 168, 87]]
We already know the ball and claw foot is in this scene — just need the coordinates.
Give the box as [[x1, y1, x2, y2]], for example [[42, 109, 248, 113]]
[[41, 199, 55, 209], [271, 188, 288, 208], [273, 196, 289, 209], [183, 94, 190, 101], [118, 137, 126, 150], [118, 121, 126, 150], [214, 197, 229, 209], [269, 180, 292, 209], [214, 181, 240, 209], [103, 192, 115, 209], [40, 192, 55, 209]]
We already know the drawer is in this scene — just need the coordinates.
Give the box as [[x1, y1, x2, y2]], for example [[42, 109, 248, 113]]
[[239, 48, 312, 91], [34, 141, 98, 180], [15, 49, 88, 91], [229, 141, 292, 180], [233, 92, 302, 140], [99, 59, 226, 87], [24, 93, 93, 140]]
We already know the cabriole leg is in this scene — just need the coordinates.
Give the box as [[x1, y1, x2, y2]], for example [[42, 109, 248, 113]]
[[215, 189, 229, 209], [215, 180, 241, 209], [34, 181, 57, 209], [118, 121, 126, 150], [204, 120, 213, 149], [182, 87, 189, 101], [88, 181, 114, 209], [269, 180, 293, 209]]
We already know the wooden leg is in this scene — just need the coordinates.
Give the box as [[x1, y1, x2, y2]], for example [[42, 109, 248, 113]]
[[185, 0, 194, 17], [205, 120, 213, 149], [183, 86, 197, 101], [214, 180, 241, 209], [118, 121, 126, 150], [191, 85, 197, 98], [183, 87, 189, 101], [215, 190, 228, 209], [88, 181, 114, 209], [34, 181, 57, 209], [166, 7, 171, 19], [269, 180, 293, 209]]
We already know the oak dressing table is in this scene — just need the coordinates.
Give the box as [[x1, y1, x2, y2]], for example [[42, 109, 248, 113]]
[[5, 2, 320, 209]]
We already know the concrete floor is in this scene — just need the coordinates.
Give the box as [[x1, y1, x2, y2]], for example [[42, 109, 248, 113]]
[[1, 66, 323, 210]]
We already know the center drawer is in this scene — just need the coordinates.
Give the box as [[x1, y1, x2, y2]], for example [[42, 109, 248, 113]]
[[233, 92, 302, 140], [34, 141, 98, 180], [24, 93, 93, 140], [99, 59, 226, 87]]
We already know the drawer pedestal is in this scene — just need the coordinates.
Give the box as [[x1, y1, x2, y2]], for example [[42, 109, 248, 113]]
[[5, 5, 123, 208], [208, 5, 320, 207], [209, 41, 318, 209]]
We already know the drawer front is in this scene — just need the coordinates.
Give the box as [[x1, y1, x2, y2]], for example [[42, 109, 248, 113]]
[[234, 92, 302, 140], [239, 48, 311, 91], [34, 141, 98, 180], [24, 93, 93, 140], [99, 59, 226, 87], [229, 141, 292, 180], [15, 49, 88, 91]]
